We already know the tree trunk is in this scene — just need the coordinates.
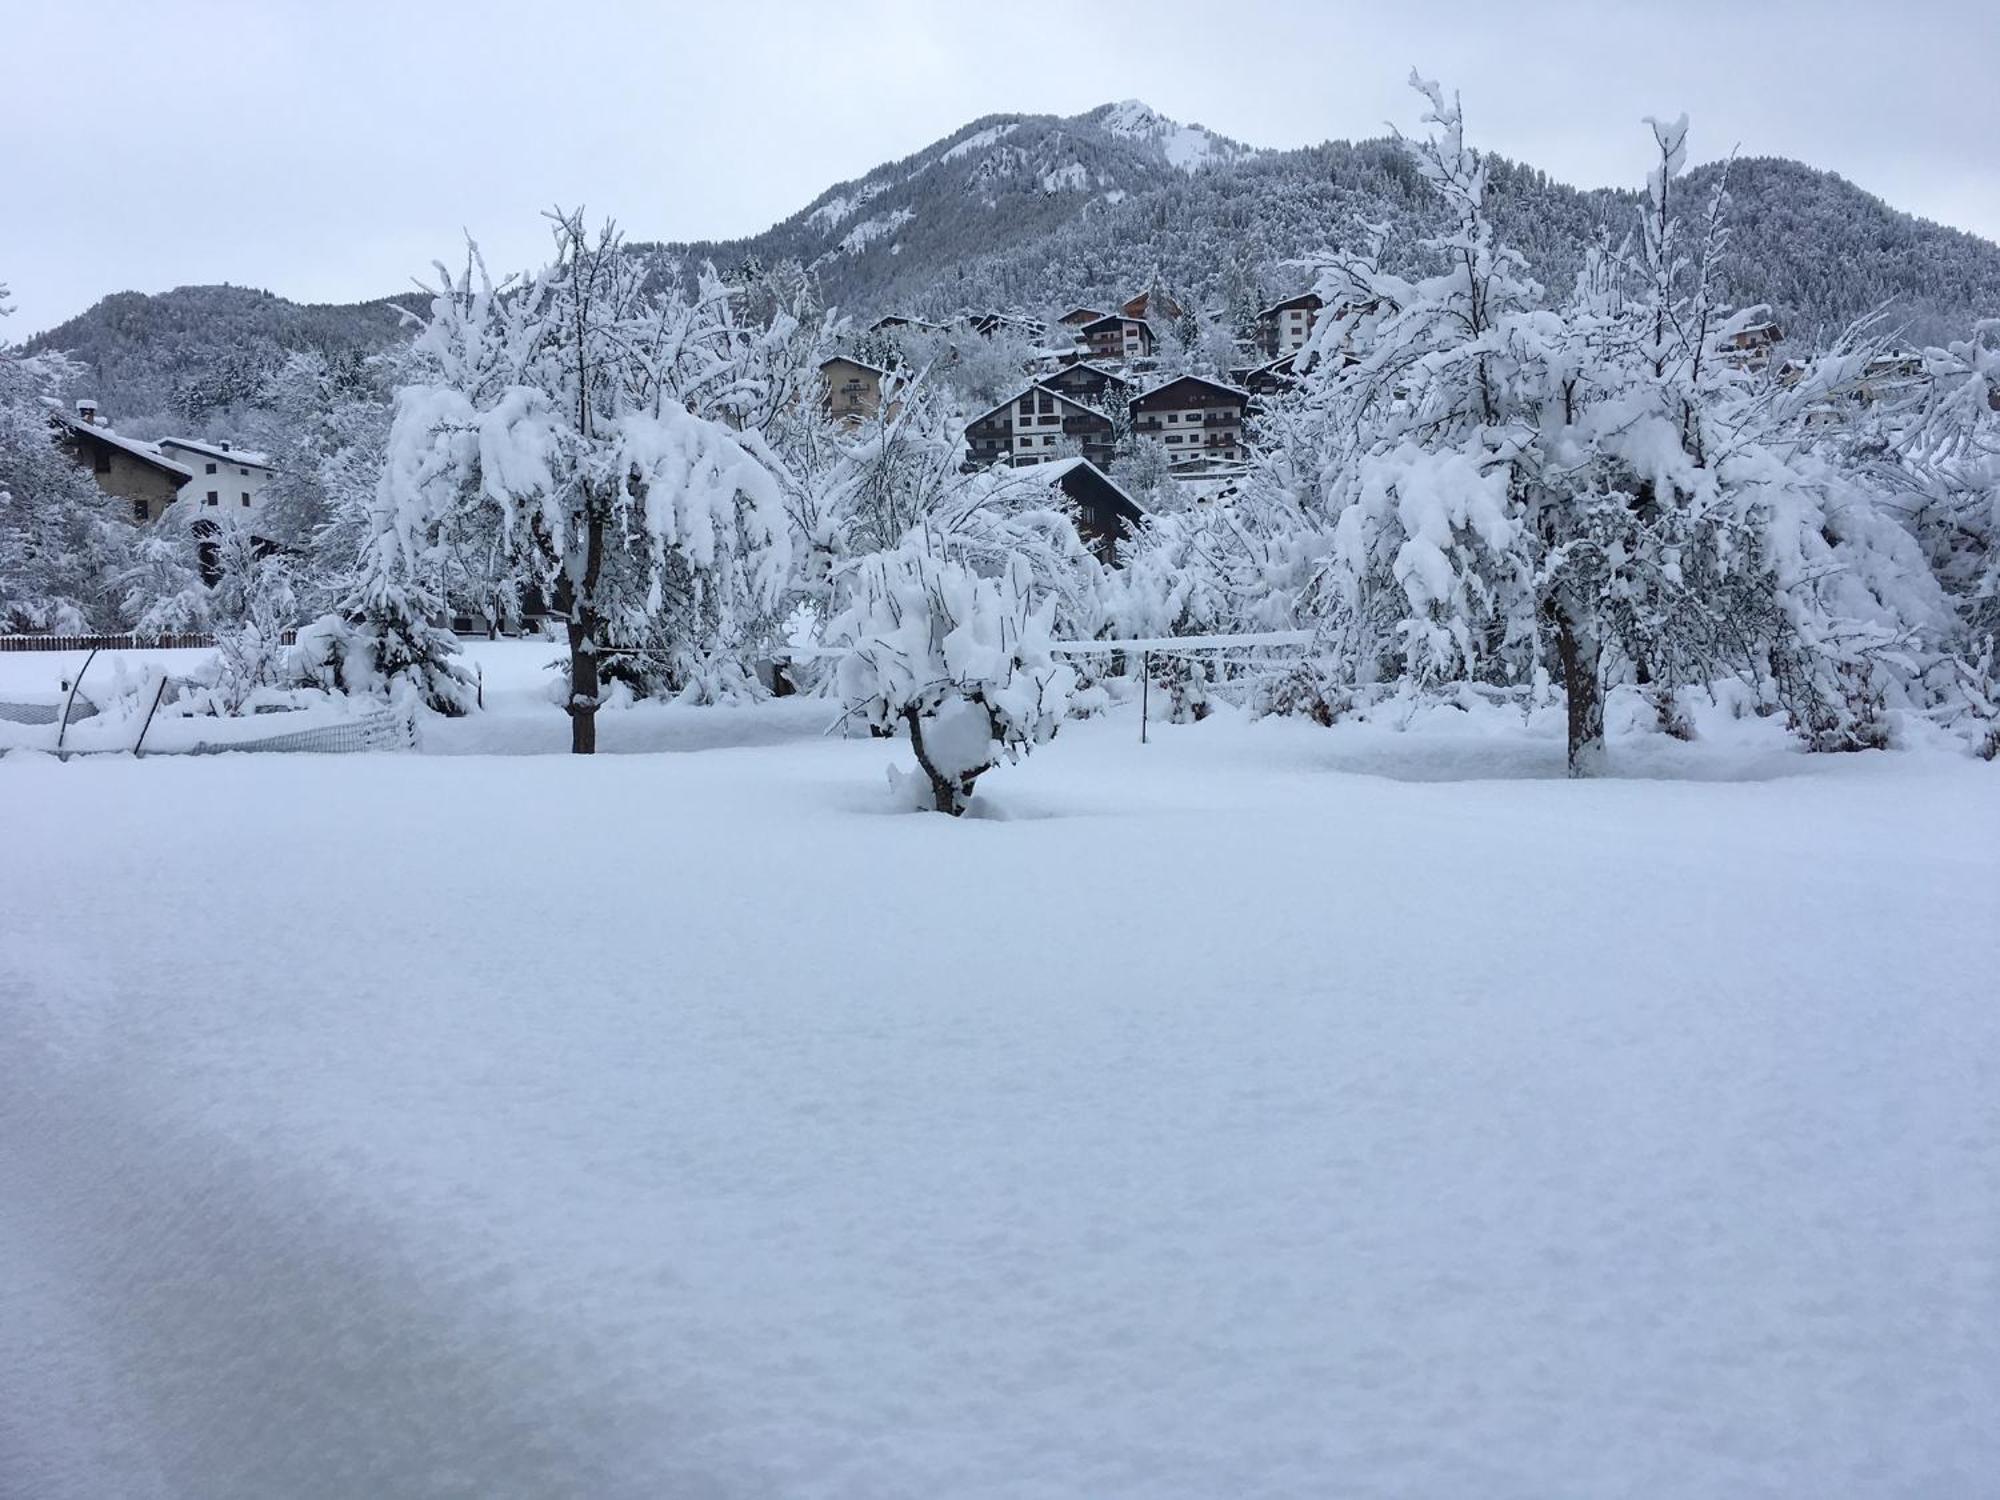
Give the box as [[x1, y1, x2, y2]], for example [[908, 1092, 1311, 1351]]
[[1554, 601, 1606, 778], [565, 509, 607, 756], [903, 705, 965, 815]]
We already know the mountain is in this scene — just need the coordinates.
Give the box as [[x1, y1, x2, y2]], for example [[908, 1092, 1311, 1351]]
[[22, 285, 413, 430], [25, 102, 2000, 428], [653, 103, 2000, 351]]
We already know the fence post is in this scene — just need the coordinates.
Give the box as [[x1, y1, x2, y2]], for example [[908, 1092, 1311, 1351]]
[[1141, 650, 1149, 746], [55, 646, 100, 760], [133, 671, 169, 757]]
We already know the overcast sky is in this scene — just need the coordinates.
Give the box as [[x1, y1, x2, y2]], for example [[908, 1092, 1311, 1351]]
[[3, 0, 1996, 335]]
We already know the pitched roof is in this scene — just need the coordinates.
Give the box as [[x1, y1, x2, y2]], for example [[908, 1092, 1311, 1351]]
[[155, 436, 276, 471], [52, 409, 194, 481], [1038, 455, 1147, 514], [1130, 373, 1250, 407], [1078, 314, 1150, 334], [965, 381, 1115, 429], [819, 354, 889, 377], [1256, 292, 1323, 319]]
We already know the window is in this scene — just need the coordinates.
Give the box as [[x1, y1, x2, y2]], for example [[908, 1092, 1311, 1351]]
[[241, 494, 251, 507], [239, 467, 249, 477], [205, 461, 218, 474], [132, 499, 149, 522], [206, 490, 219, 506], [94, 447, 112, 474]]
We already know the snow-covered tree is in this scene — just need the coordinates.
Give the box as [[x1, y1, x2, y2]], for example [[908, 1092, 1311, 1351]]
[[0, 283, 135, 633], [1260, 76, 1948, 772], [372, 212, 793, 748], [833, 534, 1078, 814]]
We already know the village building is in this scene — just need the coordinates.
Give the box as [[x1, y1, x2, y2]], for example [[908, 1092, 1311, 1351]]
[[867, 314, 943, 334], [1078, 314, 1155, 364], [1120, 286, 1183, 323], [819, 355, 894, 425], [155, 437, 277, 517], [1038, 457, 1146, 564], [52, 402, 193, 523], [1256, 292, 1323, 357], [1719, 321, 1782, 371], [1056, 306, 1109, 328], [964, 382, 1118, 471], [1039, 360, 1132, 407], [1129, 374, 1249, 464], [1232, 352, 1301, 399]]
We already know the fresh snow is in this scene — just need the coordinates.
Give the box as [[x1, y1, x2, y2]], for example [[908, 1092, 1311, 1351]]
[[838, 207, 915, 256], [804, 181, 886, 234], [1039, 161, 1090, 194], [940, 122, 1019, 165], [1096, 98, 1238, 174], [2, 640, 1997, 1499]]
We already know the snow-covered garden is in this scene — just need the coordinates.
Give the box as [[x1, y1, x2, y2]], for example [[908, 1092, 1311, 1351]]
[[6, 64, 2000, 1498], [3, 639, 1998, 1498]]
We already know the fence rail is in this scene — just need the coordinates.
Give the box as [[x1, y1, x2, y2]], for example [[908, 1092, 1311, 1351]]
[[0, 630, 300, 653]]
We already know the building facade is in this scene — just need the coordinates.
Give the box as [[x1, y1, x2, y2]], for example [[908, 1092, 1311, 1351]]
[[965, 383, 1117, 470], [1257, 292, 1323, 357], [1079, 315, 1154, 364], [819, 356, 892, 425], [155, 437, 276, 517], [54, 406, 194, 522], [1129, 375, 1248, 464]]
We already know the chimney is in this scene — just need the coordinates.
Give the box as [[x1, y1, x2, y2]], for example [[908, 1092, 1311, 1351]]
[[219, 440, 231, 451], [75, 398, 100, 426]]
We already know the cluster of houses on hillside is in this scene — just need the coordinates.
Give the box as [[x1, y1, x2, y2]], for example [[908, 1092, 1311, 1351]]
[[817, 283, 1349, 543]]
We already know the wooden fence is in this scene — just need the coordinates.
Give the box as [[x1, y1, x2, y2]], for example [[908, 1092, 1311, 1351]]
[[0, 631, 298, 653]]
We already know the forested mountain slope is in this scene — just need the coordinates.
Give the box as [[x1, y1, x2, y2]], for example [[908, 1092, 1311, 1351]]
[[26, 101, 2000, 428]]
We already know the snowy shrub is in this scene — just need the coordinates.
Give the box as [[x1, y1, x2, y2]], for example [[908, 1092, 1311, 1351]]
[[833, 539, 1078, 815]]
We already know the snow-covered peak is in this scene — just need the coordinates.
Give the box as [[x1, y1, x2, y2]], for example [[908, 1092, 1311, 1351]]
[[1089, 99, 1245, 174]]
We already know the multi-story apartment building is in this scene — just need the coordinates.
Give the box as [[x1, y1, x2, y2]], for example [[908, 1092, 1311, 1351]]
[[1257, 292, 1323, 357], [964, 383, 1118, 470], [1078, 315, 1154, 364], [1129, 375, 1248, 464]]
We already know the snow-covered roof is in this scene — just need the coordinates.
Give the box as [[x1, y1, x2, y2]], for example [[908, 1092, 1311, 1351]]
[[155, 436, 275, 471], [51, 408, 195, 480], [1131, 373, 1251, 406], [964, 381, 1109, 429], [820, 355, 889, 377], [1256, 292, 1323, 319], [1038, 455, 1148, 513], [1079, 314, 1150, 333]]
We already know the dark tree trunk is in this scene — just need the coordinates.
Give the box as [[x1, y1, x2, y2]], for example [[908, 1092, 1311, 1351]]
[[903, 705, 962, 814], [565, 507, 607, 756], [1554, 601, 1606, 778]]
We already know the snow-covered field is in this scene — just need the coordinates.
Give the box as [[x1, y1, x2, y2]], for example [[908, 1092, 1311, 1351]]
[[3, 644, 1996, 1498]]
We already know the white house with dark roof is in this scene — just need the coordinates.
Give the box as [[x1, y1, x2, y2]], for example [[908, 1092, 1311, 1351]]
[[1257, 292, 1323, 356], [155, 437, 277, 517]]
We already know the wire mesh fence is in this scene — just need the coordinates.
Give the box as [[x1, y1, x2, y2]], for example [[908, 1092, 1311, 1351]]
[[175, 706, 421, 756]]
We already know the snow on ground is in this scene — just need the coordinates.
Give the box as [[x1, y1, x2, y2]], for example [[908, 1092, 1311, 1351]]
[[3, 642, 1997, 1499]]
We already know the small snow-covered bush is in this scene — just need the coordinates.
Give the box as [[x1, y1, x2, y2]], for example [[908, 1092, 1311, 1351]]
[[834, 539, 1078, 815], [289, 608, 475, 716]]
